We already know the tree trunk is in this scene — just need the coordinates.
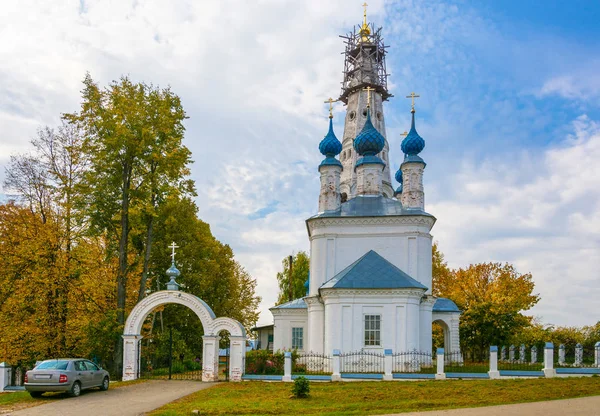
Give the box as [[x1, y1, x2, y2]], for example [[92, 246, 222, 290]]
[[113, 163, 131, 376], [137, 213, 154, 302]]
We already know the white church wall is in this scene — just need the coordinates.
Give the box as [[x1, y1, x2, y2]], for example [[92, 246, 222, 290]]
[[272, 310, 308, 352], [321, 290, 423, 354], [308, 218, 434, 294]]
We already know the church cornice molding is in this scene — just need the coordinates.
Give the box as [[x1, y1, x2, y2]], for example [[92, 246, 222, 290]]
[[307, 215, 435, 235], [310, 231, 432, 240], [271, 308, 308, 316], [320, 288, 426, 299], [303, 296, 323, 306]]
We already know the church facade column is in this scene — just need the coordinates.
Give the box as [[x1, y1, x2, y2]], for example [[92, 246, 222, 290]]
[[419, 296, 436, 354], [306, 296, 325, 353]]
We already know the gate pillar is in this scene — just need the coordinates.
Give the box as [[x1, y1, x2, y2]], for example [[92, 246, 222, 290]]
[[229, 336, 246, 382], [202, 335, 220, 381], [122, 335, 143, 381]]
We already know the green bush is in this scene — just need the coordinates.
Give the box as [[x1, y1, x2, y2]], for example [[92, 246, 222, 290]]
[[245, 350, 285, 375], [184, 359, 202, 371], [292, 376, 310, 398]]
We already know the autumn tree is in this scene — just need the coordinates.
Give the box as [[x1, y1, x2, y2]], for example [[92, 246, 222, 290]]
[[276, 251, 310, 305], [3, 122, 89, 353], [64, 74, 192, 372], [432, 243, 540, 359]]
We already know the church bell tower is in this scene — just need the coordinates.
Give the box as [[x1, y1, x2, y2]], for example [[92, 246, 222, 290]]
[[338, 4, 394, 200]]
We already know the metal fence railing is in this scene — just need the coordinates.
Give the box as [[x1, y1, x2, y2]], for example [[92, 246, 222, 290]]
[[340, 350, 385, 373], [498, 343, 544, 371], [392, 350, 435, 374], [445, 350, 489, 373], [293, 352, 332, 375], [555, 344, 597, 368]]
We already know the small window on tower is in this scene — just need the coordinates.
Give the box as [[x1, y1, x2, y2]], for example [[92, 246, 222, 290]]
[[362, 108, 368, 117], [349, 111, 356, 121], [376, 111, 382, 120], [341, 193, 348, 203]]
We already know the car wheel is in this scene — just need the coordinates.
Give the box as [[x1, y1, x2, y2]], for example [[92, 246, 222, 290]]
[[69, 381, 82, 397], [29, 391, 43, 398], [100, 376, 109, 391]]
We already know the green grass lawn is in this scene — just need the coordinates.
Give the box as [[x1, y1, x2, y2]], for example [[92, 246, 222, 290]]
[[150, 377, 600, 416]]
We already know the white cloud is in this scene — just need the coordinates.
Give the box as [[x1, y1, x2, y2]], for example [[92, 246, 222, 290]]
[[430, 115, 600, 326], [539, 65, 600, 101]]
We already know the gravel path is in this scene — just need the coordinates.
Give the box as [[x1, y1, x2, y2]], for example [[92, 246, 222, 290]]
[[7, 380, 214, 416], [383, 395, 600, 416]]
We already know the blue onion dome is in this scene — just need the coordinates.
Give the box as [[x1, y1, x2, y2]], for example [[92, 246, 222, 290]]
[[401, 110, 425, 155], [319, 117, 342, 157], [395, 168, 403, 184], [166, 263, 181, 278], [354, 107, 385, 156]]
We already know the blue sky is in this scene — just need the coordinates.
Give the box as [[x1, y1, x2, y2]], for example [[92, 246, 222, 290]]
[[1, 0, 599, 327]]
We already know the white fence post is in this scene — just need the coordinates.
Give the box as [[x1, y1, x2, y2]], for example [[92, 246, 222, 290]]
[[558, 344, 565, 366], [435, 348, 445, 380], [0, 363, 11, 392], [488, 346, 500, 379], [383, 349, 393, 381], [283, 352, 292, 382], [531, 346, 538, 364], [543, 342, 555, 378], [332, 350, 341, 381], [595, 342, 600, 368], [574, 343, 583, 367]]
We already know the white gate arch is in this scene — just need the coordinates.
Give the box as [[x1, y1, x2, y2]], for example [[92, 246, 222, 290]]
[[122, 290, 246, 382]]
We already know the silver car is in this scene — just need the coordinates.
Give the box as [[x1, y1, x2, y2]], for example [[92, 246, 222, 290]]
[[24, 359, 110, 398]]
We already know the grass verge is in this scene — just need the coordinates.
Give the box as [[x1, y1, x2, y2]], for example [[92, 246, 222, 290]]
[[150, 376, 600, 416]]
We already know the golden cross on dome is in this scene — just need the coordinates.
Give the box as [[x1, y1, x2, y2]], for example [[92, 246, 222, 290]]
[[406, 92, 420, 111], [401, 131, 408, 137], [363, 86, 376, 108], [360, 2, 371, 42], [169, 241, 179, 263], [324, 97, 339, 119]]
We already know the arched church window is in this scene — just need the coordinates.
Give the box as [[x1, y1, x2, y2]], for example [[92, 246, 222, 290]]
[[376, 111, 382, 121], [349, 110, 356, 121], [362, 109, 368, 117], [341, 193, 348, 203]]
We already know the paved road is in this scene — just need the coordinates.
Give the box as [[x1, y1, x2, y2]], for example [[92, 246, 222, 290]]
[[384, 395, 600, 416], [8, 380, 214, 416]]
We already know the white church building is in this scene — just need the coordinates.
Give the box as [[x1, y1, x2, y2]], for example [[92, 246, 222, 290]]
[[267, 12, 461, 356]]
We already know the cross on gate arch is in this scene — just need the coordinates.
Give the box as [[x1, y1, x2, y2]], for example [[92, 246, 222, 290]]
[[122, 290, 246, 382]]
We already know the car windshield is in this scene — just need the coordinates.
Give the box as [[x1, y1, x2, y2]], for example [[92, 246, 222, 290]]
[[35, 360, 70, 370]]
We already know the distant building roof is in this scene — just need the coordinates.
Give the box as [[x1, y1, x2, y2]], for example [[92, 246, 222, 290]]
[[270, 298, 307, 310], [308, 195, 435, 219], [432, 297, 460, 313], [250, 324, 274, 331], [320, 250, 428, 290]]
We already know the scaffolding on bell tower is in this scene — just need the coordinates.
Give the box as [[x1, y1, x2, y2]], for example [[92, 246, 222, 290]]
[[338, 22, 392, 104]]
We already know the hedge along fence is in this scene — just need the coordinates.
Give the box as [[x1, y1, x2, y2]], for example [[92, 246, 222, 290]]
[[245, 350, 290, 375]]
